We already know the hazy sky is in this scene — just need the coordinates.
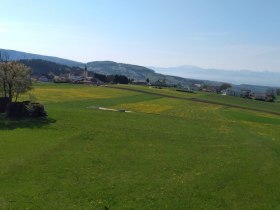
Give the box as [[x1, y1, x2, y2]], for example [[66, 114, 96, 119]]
[[0, 0, 280, 72]]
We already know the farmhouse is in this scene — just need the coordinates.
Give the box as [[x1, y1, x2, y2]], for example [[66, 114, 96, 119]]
[[191, 83, 202, 91], [253, 93, 267, 101], [91, 77, 104, 85], [204, 85, 220, 93], [38, 75, 49, 82], [153, 80, 163, 87], [193, 83, 202, 88], [221, 88, 242, 97], [240, 89, 254, 98], [68, 73, 83, 82]]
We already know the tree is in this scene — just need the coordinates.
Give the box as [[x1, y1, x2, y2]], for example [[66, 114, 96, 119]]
[[146, 78, 150, 83], [161, 78, 167, 87], [277, 88, 280, 96], [219, 83, 232, 91], [113, 75, 129, 84], [0, 61, 32, 102], [266, 88, 277, 102]]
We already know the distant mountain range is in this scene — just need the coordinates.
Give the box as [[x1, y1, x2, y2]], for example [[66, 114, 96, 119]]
[[150, 66, 280, 87], [1, 48, 279, 88]]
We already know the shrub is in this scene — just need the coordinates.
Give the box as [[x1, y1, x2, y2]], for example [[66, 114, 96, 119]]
[[6, 102, 47, 118], [6, 102, 29, 118], [0, 97, 9, 113], [176, 89, 194, 93], [27, 103, 47, 117]]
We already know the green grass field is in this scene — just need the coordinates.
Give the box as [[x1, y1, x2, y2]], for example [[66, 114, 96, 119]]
[[1, 83, 280, 209], [114, 84, 280, 114]]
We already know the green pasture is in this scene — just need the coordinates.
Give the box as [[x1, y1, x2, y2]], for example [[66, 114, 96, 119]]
[[115, 84, 280, 114], [115, 84, 202, 98], [0, 83, 280, 209], [203, 93, 280, 114]]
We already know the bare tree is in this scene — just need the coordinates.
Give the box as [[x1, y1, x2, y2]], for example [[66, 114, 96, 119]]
[[0, 61, 32, 102]]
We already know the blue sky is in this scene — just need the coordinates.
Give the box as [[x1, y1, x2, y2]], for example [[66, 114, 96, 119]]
[[0, 0, 280, 72]]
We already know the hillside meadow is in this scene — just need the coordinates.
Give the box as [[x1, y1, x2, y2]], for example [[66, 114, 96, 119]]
[[0, 83, 280, 209]]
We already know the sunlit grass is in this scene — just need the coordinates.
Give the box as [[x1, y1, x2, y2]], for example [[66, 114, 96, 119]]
[[1, 83, 280, 209], [21, 83, 138, 103]]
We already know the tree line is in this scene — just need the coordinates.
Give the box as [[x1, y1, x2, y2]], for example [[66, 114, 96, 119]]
[[94, 73, 130, 84]]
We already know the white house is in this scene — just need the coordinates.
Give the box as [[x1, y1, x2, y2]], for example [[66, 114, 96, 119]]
[[221, 88, 241, 97], [38, 76, 49, 82]]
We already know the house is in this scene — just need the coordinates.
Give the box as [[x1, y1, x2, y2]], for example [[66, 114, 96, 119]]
[[38, 76, 49, 82], [191, 84, 202, 91], [153, 80, 163, 87], [193, 83, 202, 88], [221, 88, 242, 97], [182, 86, 191, 91], [253, 92, 268, 101], [205, 86, 220, 93], [240, 89, 253, 98], [68, 73, 83, 82], [92, 78, 104, 85]]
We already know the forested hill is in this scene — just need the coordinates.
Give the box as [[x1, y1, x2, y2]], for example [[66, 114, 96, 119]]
[[87, 61, 155, 80], [87, 61, 208, 85], [19, 59, 83, 75]]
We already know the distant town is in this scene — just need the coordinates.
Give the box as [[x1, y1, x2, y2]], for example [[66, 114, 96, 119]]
[[34, 65, 279, 103]]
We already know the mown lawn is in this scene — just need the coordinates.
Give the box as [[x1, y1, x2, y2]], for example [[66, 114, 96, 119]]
[[0, 84, 280, 209]]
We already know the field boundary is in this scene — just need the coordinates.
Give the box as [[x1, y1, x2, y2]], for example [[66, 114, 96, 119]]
[[106, 86, 280, 116]]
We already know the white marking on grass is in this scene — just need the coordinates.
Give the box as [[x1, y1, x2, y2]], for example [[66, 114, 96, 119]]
[[87, 106, 132, 113]]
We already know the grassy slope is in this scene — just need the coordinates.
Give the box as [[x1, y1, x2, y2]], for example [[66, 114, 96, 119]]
[[202, 93, 280, 114], [114, 84, 280, 114], [0, 84, 280, 209]]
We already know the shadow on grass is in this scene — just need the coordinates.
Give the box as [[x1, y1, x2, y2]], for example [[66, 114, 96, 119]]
[[0, 114, 56, 130]]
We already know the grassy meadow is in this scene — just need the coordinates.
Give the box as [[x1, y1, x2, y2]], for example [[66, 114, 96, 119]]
[[1, 83, 280, 209]]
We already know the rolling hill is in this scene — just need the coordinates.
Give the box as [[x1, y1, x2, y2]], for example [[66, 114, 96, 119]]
[[2, 48, 278, 89], [0, 48, 210, 86], [0, 48, 84, 67], [86, 61, 209, 85], [19, 59, 82, 76]]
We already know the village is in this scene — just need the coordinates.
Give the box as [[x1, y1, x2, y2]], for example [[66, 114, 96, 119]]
[[200, 84, 277, 102], [36, 65, 105, 85], [35, 65, 278, 103]]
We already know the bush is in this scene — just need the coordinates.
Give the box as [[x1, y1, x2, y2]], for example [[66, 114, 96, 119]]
[[27, 103, 47, 117], [6, 102, 47, 118], [0, 97, 10, 113], [176, 89, 194, 93], [6, 102, 29, 118]]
